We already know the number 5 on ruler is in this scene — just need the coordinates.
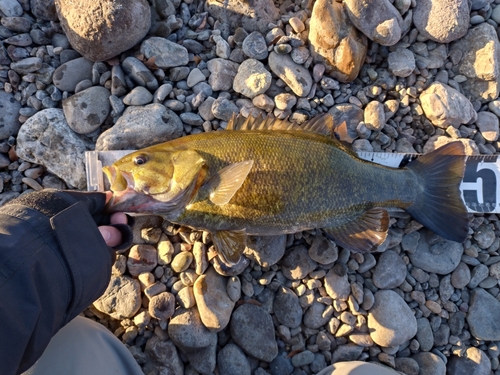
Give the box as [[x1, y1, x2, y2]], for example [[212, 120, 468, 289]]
[[461, 155, 499, 213]]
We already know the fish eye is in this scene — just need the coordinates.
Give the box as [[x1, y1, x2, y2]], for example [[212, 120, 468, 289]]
[[134, 155, 148, 165]]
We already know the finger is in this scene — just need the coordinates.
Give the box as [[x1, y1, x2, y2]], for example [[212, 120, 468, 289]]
[[98, 225, 123, 248], [105, 191, 113, 204], [110, 212, 128, 225]]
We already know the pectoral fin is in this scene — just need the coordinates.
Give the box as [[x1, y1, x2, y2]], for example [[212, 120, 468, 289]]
[[212, 229, 247, 265], [323, 208, 389, 253], [208, 160, 254, 205]]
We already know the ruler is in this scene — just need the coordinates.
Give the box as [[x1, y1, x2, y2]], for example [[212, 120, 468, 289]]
[[86, 151, 500, 214]]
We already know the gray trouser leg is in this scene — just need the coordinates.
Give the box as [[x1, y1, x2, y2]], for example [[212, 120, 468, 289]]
[[315, 361, 400, 375], [22, 316, 144, 375]]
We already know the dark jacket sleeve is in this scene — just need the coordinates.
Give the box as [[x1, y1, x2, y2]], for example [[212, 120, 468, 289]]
[[0, 191, 115, 375]]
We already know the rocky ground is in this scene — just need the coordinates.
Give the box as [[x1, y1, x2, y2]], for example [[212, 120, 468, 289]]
[[2, 0, 500, 374]]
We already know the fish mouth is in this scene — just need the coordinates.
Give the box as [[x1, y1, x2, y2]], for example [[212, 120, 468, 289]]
[[103, 166, 144, 212], [103, 166, 132, 192]]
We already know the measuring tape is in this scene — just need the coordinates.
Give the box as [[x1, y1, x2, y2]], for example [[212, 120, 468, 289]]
[[357, 152, 500, 214], [86, 151, 500, 214]]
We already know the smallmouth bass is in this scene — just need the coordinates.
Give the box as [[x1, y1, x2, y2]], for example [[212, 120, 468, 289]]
[[103, 114, 469, 265]]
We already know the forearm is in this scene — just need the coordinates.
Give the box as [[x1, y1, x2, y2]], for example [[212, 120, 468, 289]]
[[0, 196, 114, 375]]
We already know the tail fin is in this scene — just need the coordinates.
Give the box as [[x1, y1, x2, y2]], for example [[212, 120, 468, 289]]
[[406, 142, 469, 243]]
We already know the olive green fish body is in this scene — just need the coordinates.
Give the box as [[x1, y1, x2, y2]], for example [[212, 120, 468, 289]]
[[167, 130, 417, 234], [104, 115, 469, 265]]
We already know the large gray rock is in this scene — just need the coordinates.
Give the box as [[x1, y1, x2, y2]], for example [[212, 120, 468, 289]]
[[230, 304, 278, 362], [420, 82, 477, 128], [243, 235, 286, 267], [408, 230, 464, 274], [62, 86, 111, 134], [367, 290, 417, 347], [140, 37, 189, 69], [144, 337, 184, 375], [344, 0, 403, 46], [450, 23, 500, 102], [467, 288, 500, 340], [16, 109, 91, 189], [93, 275, 142, 319], [53, 57, 93, 92], [233, 59, 272, 99], [411, 352, 445, 375], [207, 58, 240, 92], [217, 343, 251, 375], [447, 347, 491, 375], [413, 0, 469, 43], [96, 103, 183, 150], [0, 91, 21, 140], [55, 0, 151, 62], [268, 52, 313, 97]]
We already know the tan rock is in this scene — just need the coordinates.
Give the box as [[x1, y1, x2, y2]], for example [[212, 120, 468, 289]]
[[205, 0, 279, 33], [193, 267, 235, 332], [420, 82, 477, 128], [451, 23, 500, 102], [344, 0, 403, 46], [55, 0, 151, 62], [423, 135, 480, 155], [308, 0, 367, 83], [413, 0, 469, 43]]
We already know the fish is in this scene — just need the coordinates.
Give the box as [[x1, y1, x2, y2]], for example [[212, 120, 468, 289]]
[[103, 114, 469, 266]]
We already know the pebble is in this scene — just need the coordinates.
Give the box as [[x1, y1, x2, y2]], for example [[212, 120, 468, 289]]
[[242, 31, 268, 60], [291, 350, 315, 367], [57, 0, 150, 62], [467, 288, 500, 340], [217, 343, 251, 375], [447, 347, 491, 375], [171, 252, 193, 273], [274, 286, 302, 328], [127, 244, 158, 277], [16, 109, 89, 189], [280, 245, 317, 280], [308, 236, 338, 264], [268, 51, 313, 97], [304, 301, 334, 329], [409, 230, 464, 274], [0, 91, 21, 139], [193, 267, 235, 332], [93, 275, 142, 319], [324, 266, 350, 301], [411, 352, 446, 375], [123, 86, 153, 106], [233, 59, 272, 99], [62, 86, 111, 134], [230, 304, 278, 362], [53, 57, 94, 92], [372, 250, 407, 289], [140, 37, 189, 69], [96, 104, 183, 150], [148, 291, 176, 321], [387, 48, 415, 77], [420, 82, 477, 128], [367, 290, 417, 347], [244, 235, 286, 267]]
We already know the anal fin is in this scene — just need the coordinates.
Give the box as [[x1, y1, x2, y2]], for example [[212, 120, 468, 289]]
[[212, 229, 247, 266], [323, 208, 389, 253]]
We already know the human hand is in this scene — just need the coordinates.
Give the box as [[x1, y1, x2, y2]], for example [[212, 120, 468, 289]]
[[98, 192, 129, 248]]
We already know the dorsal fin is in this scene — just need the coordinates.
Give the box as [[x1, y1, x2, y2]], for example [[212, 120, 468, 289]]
[[226, 113, 337, 136]]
